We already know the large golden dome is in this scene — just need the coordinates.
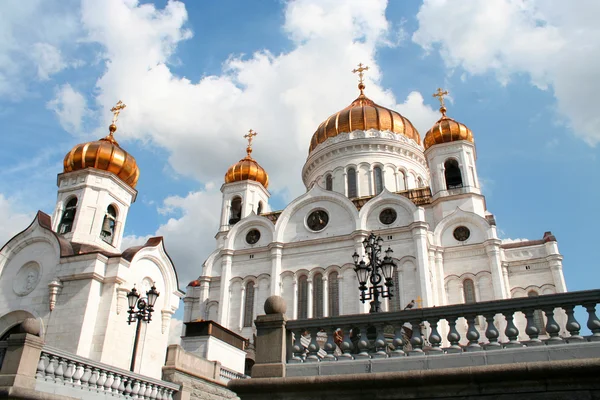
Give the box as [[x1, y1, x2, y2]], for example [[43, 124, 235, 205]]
[[224, 130, 269, 189], [423, 107, 473, 150], [308, 90, 421, 154], [63, 123, 140, 188]]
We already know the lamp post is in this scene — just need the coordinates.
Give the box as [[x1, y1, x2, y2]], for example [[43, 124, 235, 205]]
[[126, 284, 159, 372], [352, 232, 397, 313]]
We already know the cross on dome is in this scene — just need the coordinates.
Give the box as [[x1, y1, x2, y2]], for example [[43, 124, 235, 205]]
[[352, 63, 369, 95], [432, 88, 449, 116], [244, 129, 258, 156], [110, 100, 127, 125]]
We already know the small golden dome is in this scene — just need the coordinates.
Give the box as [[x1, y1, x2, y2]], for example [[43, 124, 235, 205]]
[[63, 123, 140, 188], [224, 130, 269, 189], [308, 93, 421, 154], [423, 106, 474, 150]]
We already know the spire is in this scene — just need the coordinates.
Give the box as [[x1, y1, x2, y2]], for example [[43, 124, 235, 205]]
[[243, 129, 258, 157], [432, 88, 449, 117], [352, 63, 369, 96], [106, 100, 127, 144]]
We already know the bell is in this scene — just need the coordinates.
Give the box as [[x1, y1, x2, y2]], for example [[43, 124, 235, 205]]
[[101, 217, 113, 236]]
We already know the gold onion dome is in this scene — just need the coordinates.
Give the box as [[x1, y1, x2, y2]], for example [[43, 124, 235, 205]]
[[424, 88, 474, 150], [309, 63, 421, 154], [63, 101, 140, 189], [224, 129, 269, 189]]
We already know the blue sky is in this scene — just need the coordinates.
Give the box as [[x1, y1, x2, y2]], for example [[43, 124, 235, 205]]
[[1, 0, 599, 305]]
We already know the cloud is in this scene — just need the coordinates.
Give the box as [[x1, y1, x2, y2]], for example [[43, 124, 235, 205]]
[[168, 316, 183, 345], [0, 194, 34, 247], [412, 0, 600, 145], [47, 84, 89, 134], [32, 43, 67, 80]]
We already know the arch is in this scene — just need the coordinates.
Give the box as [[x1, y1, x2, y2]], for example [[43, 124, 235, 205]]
[[243, 281, 255, 327], [100, 204, 118, 245], [463, 278, 476, 304], [205, 301, 219, 321], [444, 159, 463, 189], [58, 197, 77, 234], [347, 167, 357, 198], [229, 196, 242, 225], [0, 310, 38, 340], [433, 208, 494, 245], [358, 188, 418, 230], [373, 166, 383, 195], [224, 213, 276, 250], [325, 174, 333, 191]]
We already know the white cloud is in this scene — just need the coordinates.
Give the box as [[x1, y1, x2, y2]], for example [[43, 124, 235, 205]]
[[412, 0, 600, 145], [32, 43, 67, 80], [47, 84, 88, 133], [168, 316, 183, 345], [0, 194, 34, 247]]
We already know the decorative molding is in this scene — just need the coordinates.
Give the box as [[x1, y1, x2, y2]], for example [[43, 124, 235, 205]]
[[48, 280, 63, 311]]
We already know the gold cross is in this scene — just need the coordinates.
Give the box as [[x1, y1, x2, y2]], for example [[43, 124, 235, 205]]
[[110, 100, 127, 125], [243, 129, 258, 156], [352, 63, 369, 84], [432, 88, 448, 109], [416, 296, 423, 309]]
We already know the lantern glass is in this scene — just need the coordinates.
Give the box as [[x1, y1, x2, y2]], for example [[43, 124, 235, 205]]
[[147, 284, 160, 308], [127, 287, 139, 309], [385, 247, 393, 258], [381, 258, 395, 282], [352, 251, 359, 264], [354, 260, 370, 285], [377, 236, 384, 248]]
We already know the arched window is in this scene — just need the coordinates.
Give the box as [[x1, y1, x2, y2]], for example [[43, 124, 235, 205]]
[[325, 174, 333, 191], [243, 281, 255, 327], [100, 205, 117, 244], [527, 290, 546, 333], [390, 267, 402, 311], [257, 201, 263, 215], [230, 196, 242, 225], [328, 271, 339, 317], [297, 275, 308, 319], [58, 197, 78, 234], [0, 323, 22, 341], [313, 274, 324, 318], [463, 279, 476, 304], [347, 168, 357, 198], [444, 159, 463, 189], [373, 167, 383, 195], [417, 177, 424, 188]]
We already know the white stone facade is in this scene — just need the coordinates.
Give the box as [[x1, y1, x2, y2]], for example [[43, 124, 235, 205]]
[[185, 125, 566, 351]]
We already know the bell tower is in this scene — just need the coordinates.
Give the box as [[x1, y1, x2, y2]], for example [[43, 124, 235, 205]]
[[52, 101, 139, 252]]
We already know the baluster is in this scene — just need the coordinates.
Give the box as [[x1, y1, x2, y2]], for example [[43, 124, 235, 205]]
[[524, 309, 542, 346], [36, 353, 48, 379], [390, 324, 405, 357], [306, 328, 321, 362], [290, 329, 304, 363], [145, 382, 155, 399], [584, 304, 600, 341], [323, 327, 337, 361], [150, 384, 159, 399], [64, 361, 75, 384], [338, 326, 354, 360], [54, 358, 65, 383], [446, 317, 462, 353], [44, 355, 57, 382], [72, 363, 84, 386], [564, 305, 584, 342], [132, 380, 141, 398], [156, 387, 165, 400], [111, 373, 121, 394], [356, 325, 370, 359], [409, 320, 424, 354], [465, 315, 481, 351], [121, 377, 130, 396], [427, 318, 443, 354], [138, 382, 148, 399], [88, 367, 99, 389], [80, 365, 92, 388], [502, 312, 522, 348], [166, 388, 175, 400], [371, 324, 387, 358], [483, 313, 501, 349], [543, 307, 563, 344], [104, 373, 114, 393]]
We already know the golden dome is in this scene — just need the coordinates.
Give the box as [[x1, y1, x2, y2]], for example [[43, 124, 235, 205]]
[[423, 106, 474, 150], [224, 130, 269, 189], [63, 123, 140, 188], [308, 91, 421, 154]]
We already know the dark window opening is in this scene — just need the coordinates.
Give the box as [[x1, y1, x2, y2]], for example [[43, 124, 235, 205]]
[[313, 274, 324, 318], [100, 205, 117, 245], [230, 197, 242, 225], [325, 174, 333, 191], [444, 159, 463, 189], [328, 272, 339, 317], [243, 282, 255, 327], [463, 279, 476, 304], [347, 168, 357, 198], [373, 167, 383, 195], [59, 197, 78, 234], [257, 201, 263, 215], [298, 275, 308, 319]]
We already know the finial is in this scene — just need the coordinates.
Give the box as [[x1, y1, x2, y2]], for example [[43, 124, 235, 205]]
[[352, 63, 369, 95], [243, 129, 258, 157], [432, 88, 448, 117], [109, 100, 127, 135]]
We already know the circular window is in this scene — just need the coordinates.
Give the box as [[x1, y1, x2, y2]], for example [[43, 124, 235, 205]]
[[453, 226, 470, 242], [307, 210, 329, 231], [246, 229, 261, 244], [379, 208, 397, 225]]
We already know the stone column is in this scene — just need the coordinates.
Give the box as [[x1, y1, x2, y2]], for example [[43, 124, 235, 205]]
[[252, 296, 288, 378], [307, 278, 314, 319], [435, 250, 446, 306], [548, 255, 567, 293], [412, 220, 432, 307], [322, 275, 329, 317], [485, 239, 508, 299], [292, 277, 298, 320], [239, 285, 246, 331], [217, 251, 233, 326], [368, 167, 374, 196], [338, 275, 344, 315], [269, 244, 283, 296]]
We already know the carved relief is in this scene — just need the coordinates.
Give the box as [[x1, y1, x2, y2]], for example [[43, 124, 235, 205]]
[[13, 262, 41, 296]]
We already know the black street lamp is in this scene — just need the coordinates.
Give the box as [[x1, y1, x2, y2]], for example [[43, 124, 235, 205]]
[[126, 284, 160, 372], [352, 232, 397, 313]]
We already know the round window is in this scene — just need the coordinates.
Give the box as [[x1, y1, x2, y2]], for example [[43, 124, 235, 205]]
[[453, 226, 470, 242], [379, 208, 397, 225], [307, 210, 329, 231], [246, 229, 261, 244]]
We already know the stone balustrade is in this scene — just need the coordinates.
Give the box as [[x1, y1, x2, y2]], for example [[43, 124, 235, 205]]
[[285, 289, 600, 363], [219, 366, 248, 383], [35, 345, 179, 399]]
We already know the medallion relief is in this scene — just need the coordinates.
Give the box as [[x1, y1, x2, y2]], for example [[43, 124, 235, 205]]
[[13, 262, 41, 296]]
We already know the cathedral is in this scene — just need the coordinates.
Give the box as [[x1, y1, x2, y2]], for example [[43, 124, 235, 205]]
[[182, 67, 567, 362]]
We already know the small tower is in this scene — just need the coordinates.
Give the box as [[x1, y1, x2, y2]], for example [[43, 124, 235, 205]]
[[424, 89, 481, 203], [52, 101, 139, 251], [219, 129, 270, 235]]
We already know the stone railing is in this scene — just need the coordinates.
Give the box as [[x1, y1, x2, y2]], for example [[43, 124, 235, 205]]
[[36, 345, 180, 399], [285, 289, 600, 363], [219, 365, 248, 382]]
